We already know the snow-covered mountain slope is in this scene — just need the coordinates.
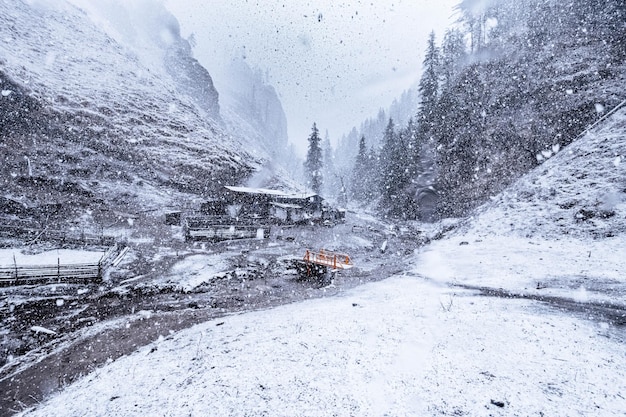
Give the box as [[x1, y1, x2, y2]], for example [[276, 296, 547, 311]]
[[65, 0, 221, 121], [65, 0, 291, 173], [414, 105, 626, 300], [459, 105, 626, 240], [0, 0, 260, 217], [217, 57, 289, 157]]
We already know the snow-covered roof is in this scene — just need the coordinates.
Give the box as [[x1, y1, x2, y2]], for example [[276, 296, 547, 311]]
[[278, 193, 319, 200], [224, 186, 319, 200], [224, 186, 286, 196], [270, 202, 302, 209]]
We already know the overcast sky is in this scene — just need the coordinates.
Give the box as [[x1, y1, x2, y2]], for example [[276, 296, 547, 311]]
[[163, 0, 459, 154]]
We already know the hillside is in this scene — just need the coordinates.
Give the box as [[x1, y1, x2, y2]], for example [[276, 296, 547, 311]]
[[217, 57, 289, 157], [0, 0, 262, 226], [433, 0, 626, 217], [66, 0, 291, 163], [335, 0, 626, 221], [415, 105, 626, 298], [454, 106, 626, 241]]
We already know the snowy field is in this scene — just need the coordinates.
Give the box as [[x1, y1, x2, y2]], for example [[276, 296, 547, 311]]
[[414, 235, 626, 304], [0, 248, 107, 267], [164, 253, 233, 292], [16, 275, 625, 416]]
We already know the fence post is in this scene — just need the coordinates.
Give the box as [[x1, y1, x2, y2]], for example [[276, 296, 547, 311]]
[[13, 254, 18, 282]]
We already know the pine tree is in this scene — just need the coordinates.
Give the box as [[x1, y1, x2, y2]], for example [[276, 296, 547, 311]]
[[351, 135, 369, 201], [379, 118, 410, 214], [440, 28, 466, 90], [304, 122, 323, 194], [321, 131, 337, 198], [365, 146, 379, 202], [411, 32, 443, 219], [418, 31, 440, 132], [404, 117, 421, 179], [456, 0, 490, 52], [379, 118, 395, 203]]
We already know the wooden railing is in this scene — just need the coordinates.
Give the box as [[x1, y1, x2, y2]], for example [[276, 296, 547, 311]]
[[0, 224, 115, 247], [303, 249, 354, 270], [0, 245, 120, 287], [184, 216, 270, 242]]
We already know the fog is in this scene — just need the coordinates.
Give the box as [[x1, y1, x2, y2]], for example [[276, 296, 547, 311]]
[[163, 0, 458, 154]]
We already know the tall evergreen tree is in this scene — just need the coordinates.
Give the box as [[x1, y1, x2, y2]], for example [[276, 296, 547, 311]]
[[304, 122, 323, 194], [404, 117, 421, 179], [379, 118, 410, 214], [456, 0, 490, 52], [440, 28, 466, 90], [379, 118, 396, 203], [411, 32, 443, 219], [351, 135, 369, 201], [321, 131, 338, 198], [365, 146, 379, 202], [418, 31, 440, 132]]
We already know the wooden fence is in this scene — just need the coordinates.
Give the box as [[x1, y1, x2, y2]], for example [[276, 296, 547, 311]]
[[184, 216, 270, 242], [0, 245, 120, 287], [0, 224, 115, 247]]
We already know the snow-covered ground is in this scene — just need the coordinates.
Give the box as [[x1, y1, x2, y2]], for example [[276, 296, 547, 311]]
[[14, 109, 626, 416], [0, 248, 107, 267], [414, 234, 626, 304], [162, 253, 233, 292], [16, 275, 626, 416]]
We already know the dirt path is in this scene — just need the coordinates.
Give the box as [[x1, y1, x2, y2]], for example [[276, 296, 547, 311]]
[[0, 307, 218, 415], [459, 284, 626, 328]]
